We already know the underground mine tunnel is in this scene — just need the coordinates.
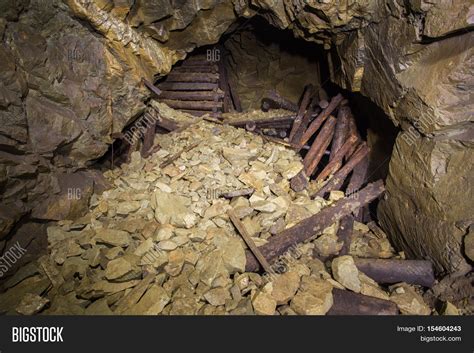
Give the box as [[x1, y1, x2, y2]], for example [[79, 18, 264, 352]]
[[0, 0, 472, 318]]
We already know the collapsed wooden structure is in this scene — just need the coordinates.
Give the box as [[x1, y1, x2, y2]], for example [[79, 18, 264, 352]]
[[108, 63, 437, 315]]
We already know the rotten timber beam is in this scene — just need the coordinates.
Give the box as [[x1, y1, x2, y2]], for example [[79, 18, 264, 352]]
[[354, 258, 435, 288], [245, 180, 386, 272], [328, 289, 399, 315], [298, 93, 344, 147]]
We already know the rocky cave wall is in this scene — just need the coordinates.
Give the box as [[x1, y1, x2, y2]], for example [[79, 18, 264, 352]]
[[223, 18, 322, 110], [0, 0, 473, 275]]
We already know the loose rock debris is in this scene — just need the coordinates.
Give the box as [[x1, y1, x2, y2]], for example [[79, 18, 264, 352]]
[[0, 106, 448, 316]]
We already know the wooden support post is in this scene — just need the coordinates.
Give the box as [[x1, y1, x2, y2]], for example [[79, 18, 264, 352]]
[[303, 115, 337, 176], [289, 85, 314, 141], [329, 105, 351, 160], [316, 134, 358, 182], [291, 101, 318, 145], [298, 94, 344, 147], [313, 143, 369, 199], [245, 181, 385, 272]]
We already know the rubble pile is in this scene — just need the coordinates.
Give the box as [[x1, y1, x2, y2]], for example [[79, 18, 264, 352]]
[[0, 106, 444, 316]]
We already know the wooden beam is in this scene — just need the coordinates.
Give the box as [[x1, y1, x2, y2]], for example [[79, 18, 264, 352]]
[[328, 288, 399, 315], [313, 143, 369, 199], [298, 94, 344, 147], [354, 258, 435, 287], [289, 85, 314, 141], [228, 210, 273, 274], [157, 82, 218, 91], [245, 181, 386, 272]]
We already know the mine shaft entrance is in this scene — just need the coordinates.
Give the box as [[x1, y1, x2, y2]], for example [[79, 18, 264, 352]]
[[150, 17, 399, 224]]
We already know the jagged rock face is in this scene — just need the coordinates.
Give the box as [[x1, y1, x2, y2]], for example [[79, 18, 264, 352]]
[[324, 2, 473, 273], [224, 19, 322, 110], [1, 0, 472, 274]]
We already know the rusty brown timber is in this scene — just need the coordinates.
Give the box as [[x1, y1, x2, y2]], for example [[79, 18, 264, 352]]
[[227, 115, 295, 129], [316, 134, 358, 182], [328, 289, 399, 315], [313, 142, 369, 198], [245, 180, 386, 272], [289, 84, 314, 141], [336, 215, 355, 256], [157, 91, 224, 101], [354, 258, 435, 287], [298, 93, 344, 147], [330, 105, 351, 160], [142, 78, 162, 96], [303, 115, 337, 176], [261, 90, 299, 112], [160, 99, 223, 111], [157, 82, 218, 91], [291, 102, 320, 146]]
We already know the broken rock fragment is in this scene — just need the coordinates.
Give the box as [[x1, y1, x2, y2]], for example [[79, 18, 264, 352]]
[[331, 255, 361, 293]]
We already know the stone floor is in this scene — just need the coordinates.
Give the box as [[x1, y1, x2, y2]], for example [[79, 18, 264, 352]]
[[0, 108, 447, 315]]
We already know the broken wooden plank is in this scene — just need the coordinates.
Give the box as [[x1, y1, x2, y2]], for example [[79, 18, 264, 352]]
[[354, 258, 435, 288], [337, 215, 354, 256], [298, 93, 344, 147], [289, 84, 314, 141], [316, 134, 358, 182], [346, 156, 370, 221], [245, 180, 386, 272], [160, 99, 223, 111], [261, 90, 298, 112], [145, 109, 180, 132], [157, 82, 218, 91], [140, 119, 157, 158], [367, 221, 386, 239], [157, 90, 224, 101], [180, 110, 221, 117], [227, 71, 242, 112], [228, 210, 273, 274], [329, 105, 351, 161], [313, 143, 369, 199], [291, 101, 319, 145], [303, 115, 337, 176], [227, 115, 295, 129], [328, 288, 399, 315], [142, 78, 162, 96]]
